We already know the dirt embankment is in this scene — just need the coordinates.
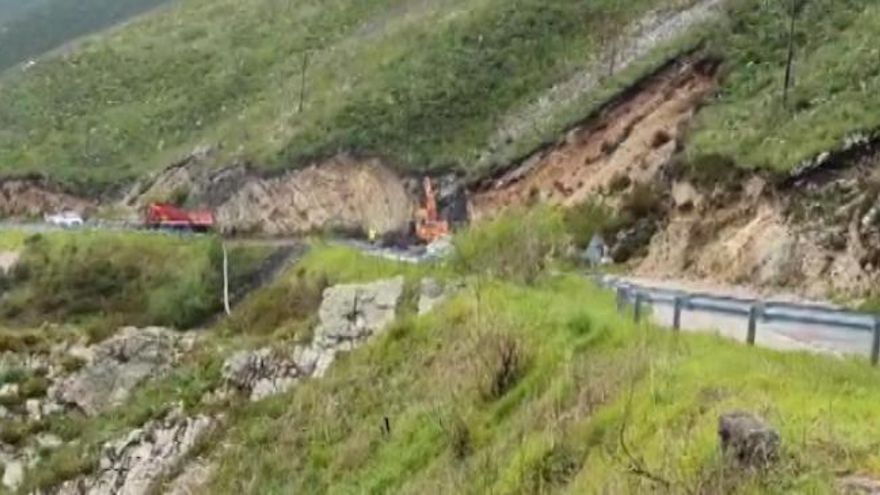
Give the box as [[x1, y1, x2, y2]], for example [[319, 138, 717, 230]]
[[0, 178, 95, 219], [127, 152, 416, 237], [470, 55, 719, 218]]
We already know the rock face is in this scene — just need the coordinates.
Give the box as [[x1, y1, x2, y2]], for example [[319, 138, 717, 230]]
[[51, 327, 183, 416], [839, 475, 880, 494], [0, 178, 94, 219], [221, 277, 405, 401], [718, 411, 780, 468], [222, 346, 319, 401], [55, 406, 216, 495]]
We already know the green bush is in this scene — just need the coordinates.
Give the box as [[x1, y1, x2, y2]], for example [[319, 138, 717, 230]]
[[563, 199, 615, 249], [453, 206, 570, 284], [1, 232, 224, 331], [225, 272, 328, 336]]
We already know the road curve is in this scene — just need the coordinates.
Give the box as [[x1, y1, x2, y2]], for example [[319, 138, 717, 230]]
[[599, 275, 878, 360]]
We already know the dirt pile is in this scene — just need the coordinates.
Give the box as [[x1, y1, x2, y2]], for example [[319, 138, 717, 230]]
[[638, 148, 880, 299], [470, 55, 718, 218], [0, 178, 94, 219]]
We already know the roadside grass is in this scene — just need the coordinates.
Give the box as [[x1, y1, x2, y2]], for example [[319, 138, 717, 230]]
[[203, 267, 880, 494], [0, 231, 270, 337], [0, 0, 695, 191], [689, 0, 880, 172], [0, 230, 27, 251]]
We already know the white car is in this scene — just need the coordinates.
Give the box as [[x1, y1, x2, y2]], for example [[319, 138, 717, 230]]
[[45, 211, 84, 228]]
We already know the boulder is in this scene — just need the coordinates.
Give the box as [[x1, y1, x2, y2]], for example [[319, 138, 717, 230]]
[[718, 411, 780, 468], [56, 406, 216, 495], [313, 276, 404, 350], [839, 475, 880, 494], [2, 460, 23, 491], [51, 327, 181, 416], [222, 347, 312, 401]]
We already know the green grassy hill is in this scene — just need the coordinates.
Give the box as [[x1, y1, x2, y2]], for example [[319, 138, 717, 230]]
[[0, 0, 878, 192], [0, 0, 698, 192]]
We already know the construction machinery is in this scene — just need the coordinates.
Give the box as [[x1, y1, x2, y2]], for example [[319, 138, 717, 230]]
[[415, 177, 449, 243], [144, 203, 215, 232]]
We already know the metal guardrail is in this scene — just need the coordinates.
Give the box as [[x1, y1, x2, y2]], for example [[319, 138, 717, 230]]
[[597, 275, 880, 366]]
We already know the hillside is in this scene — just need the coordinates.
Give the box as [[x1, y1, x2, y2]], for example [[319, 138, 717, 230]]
[[0, 0, 878, 193], [0, 216, 878, 494], [0, 0, 174, 72]]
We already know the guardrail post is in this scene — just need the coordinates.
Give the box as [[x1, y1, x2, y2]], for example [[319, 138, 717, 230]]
[[616, 287, 626, 313], [747, 305, 760, 346], [872, 318, 880, 366], [673, 296, 683, 332], [634, 292, 644, 323]]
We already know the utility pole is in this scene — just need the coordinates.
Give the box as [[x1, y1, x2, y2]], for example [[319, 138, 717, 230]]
[[298, 50, 310, 113], [783, 0, 804, 106]]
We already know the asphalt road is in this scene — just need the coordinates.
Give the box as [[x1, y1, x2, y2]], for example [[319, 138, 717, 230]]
[[601, 275, 878, 359]]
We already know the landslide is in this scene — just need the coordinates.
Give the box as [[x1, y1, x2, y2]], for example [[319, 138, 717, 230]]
[[470, 55, 719, 218], [126, 152, 416, 237]]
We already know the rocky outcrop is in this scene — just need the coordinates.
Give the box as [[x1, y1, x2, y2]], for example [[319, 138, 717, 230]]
[[50, 327, 188, 416], [127, 151, 415, 237], [0, 178, 94, 219], [718, 411, 780, 468], [839, 475, 880, 494], [222, 346, 320, 401], [221, 276, 405, 401], [55, 406, 216, 495]]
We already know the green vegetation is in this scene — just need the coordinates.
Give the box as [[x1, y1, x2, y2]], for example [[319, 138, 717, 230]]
[[690, 0, 880, 171], [0, 0, 693, 191], [0, 0, 173, 72], [0, 231, 269, 338]]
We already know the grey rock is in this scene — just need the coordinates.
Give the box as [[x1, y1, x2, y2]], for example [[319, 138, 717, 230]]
[[222, 348, 304, 401], [0, 383, 18, 399], [51, 327, 181, 415], [418, 278, 445, 315], [2, 459, 24, 491], [25, 398, 42, 421], [718, 411, 780, 468], [56, 406, 216, 495], [839, 475, 880, 494], [36, 433, 64, 451], [314, 276, 404, 349]]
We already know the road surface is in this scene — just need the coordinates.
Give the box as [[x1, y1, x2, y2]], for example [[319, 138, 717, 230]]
[[600, 275, 878, 359]]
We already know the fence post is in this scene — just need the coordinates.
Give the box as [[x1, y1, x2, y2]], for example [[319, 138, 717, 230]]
[[673, 296, 683, 332], [634, 292, 644, 323], [616, 287, 626, 313], [872, 318, 880, 366], [747, 304, 760, 346]]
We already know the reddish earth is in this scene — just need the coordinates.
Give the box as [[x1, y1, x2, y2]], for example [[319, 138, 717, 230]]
[[469, 56, 719, 218]]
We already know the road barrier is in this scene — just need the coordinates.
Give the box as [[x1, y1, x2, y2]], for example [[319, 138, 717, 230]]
[[599, 276, 880, 366]]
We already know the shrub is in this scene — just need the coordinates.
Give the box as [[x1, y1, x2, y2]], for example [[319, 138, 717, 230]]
[[528, 444, 581, 489], [20, 375, 51, 399], [474, 332, 527, 401], [453, 206, 569, 284], [563, 199, 615, 249], [225, 272, 328, 336], [441, 411, 473, 461]]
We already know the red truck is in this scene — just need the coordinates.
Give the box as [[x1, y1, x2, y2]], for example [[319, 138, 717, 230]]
[[144, 203, 215, 232]]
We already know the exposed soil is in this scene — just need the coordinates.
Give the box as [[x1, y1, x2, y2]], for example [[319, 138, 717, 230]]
[[469, 55, 719, 218], [0, 177, 95, 219], [127, 152, 416, 237]]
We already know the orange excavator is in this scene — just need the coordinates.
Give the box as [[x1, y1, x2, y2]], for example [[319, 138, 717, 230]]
[[415, 177, 449, 243]]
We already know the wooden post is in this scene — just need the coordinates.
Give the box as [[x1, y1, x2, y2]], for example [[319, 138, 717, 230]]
[[871, 318, 880, 366], [222, 242, 231, 316], [298, 51, 310, 113], [747, 305, 760, 346], [673, 296, 683, 332], [634, 293, 644, 323]]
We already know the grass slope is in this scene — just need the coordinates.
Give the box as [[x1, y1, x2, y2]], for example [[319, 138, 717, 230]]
[[690, 0, 880, 171], [0, 0, 693, 191], [204, 258, 880, 494], [15, 238, 880, 493]]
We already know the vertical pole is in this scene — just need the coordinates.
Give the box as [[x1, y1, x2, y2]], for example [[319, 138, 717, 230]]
[[298, 51, 309, 113], [673, 296, 683, 332], [616, 287, 626, 313], [747, 305, 759, 346], [871, 318, 880, 366], [222, 242, 231, 316], [634, 293, 644, 323]]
